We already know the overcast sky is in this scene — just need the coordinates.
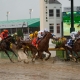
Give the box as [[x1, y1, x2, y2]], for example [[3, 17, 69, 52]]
[[0, 0, 80, 21]]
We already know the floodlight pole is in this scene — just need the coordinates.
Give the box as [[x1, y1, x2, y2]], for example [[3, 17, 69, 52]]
[[28, 9, 33, 34], [22, 22, 25, 33], [70, 0, 75, 32], [6, 11, 10, 21]]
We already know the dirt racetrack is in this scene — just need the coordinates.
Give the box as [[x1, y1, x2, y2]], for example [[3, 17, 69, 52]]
[[0, 58, 80, 80]]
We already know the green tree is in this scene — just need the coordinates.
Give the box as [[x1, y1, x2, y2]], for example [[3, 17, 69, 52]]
[[17, 29, 23, 37]]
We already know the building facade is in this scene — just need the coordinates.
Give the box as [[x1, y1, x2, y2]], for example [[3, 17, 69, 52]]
[[40, 0, 62, 57], [0, 22, 28, 34], [0, 18, 40, 34], [40, 0, 62, 37]]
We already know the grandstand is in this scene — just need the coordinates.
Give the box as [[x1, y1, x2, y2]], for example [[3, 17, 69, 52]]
[[0, 18, 40, 34]]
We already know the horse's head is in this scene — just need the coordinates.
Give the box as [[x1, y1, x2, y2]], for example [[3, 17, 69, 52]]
[[46, 32, 53, 39]]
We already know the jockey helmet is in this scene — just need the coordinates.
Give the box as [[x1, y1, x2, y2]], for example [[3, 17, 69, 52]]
[[44, 28, 48, 32], [29, 34, 33, 39], [3, 30, 9, 33], [34, 31, 38, 35]]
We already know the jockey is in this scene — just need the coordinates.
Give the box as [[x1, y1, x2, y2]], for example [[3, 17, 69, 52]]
[[70, 30, 80, 44], [36, 28, 49, 48], [13, 32, 17, 40], [31, 31, 38, 47], [70, 31, 78, 40], [3, 29, 9, 38], [0, 32, 5, 41], [0, 29, 9, 41], [34, 31, 38, 38], [35, 30, 44, 48], [65, 30, 80, 47], [37, 30, 44, 41], [29, 33, 34, 40]]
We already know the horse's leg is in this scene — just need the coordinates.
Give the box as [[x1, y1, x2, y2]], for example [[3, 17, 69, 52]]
[[74, 51, 79, 57], [65, 48, 73, 61], [22, 45, 29, 56], [65, 50, 70, 60], [68, 50, 77, 62], [31, 51, 36, 62], [35, 51, 39, 60], [4, 50, 14, 62], [73, 51, 80, 62], [37, 51, 43, 60], [8, 48, 17, 57], [23, 47, 28, 56], [39, 51, 42, 59], [45, 50, 51, 60], [37, 51, 40, 58], [29, 48, 35, 58], [30, 48, 37, 62]]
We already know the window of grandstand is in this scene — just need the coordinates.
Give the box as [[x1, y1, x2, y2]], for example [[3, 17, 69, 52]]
[[56, 9, 60, 17], [56, 24, 60, 33], [49, 9, 54, 17], [49, 24, 54, 33]]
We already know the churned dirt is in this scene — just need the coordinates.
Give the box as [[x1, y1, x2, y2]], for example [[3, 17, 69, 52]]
[[0, 58, 80, 80]]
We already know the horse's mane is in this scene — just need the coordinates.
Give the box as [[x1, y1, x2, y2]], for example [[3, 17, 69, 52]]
[[42, 32, 50, 39], [4, 35, 12, 40], [42, 33, 47, 39]]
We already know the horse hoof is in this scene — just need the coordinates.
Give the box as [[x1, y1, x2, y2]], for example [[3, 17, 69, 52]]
[[32, 59, 35, 62], [24, 61, 29, 64]]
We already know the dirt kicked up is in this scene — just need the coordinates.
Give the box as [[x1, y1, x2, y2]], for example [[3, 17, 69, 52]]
[[0, 58, 80, 80]]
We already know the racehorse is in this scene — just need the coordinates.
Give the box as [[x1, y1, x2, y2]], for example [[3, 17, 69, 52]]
[[72, 38, 80, 61], [55, 37, 80, 62], [0, 36, 17, 62], [16, 32, 53, 61], [37, 32, 53, 60], [16, 37, 38, 62]]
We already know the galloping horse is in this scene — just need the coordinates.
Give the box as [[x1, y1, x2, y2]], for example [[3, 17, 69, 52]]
[[0, 36, 17, 62], [16, 32, 53, 61], [37, 32, 53, 60], [16, 37, 38, 62], [55, 37, 80, 62], [72, 38, 80, 61]]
